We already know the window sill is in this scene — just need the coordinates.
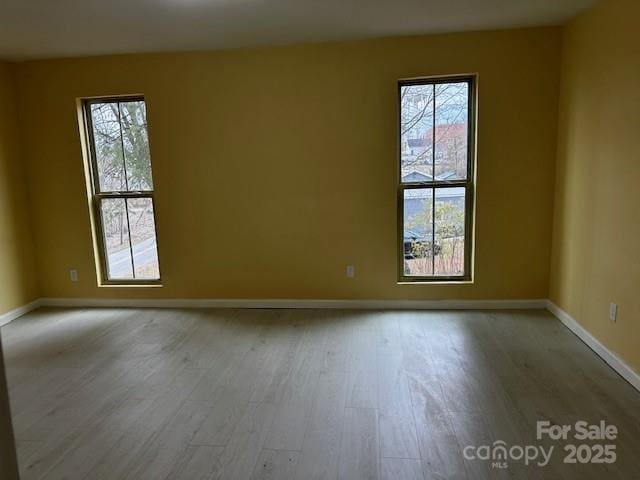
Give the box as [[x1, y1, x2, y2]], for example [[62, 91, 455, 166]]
[[98, 283, 163, 288], [397, 280, 474, 285]]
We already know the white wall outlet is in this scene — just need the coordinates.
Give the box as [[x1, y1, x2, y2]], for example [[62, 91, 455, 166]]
[[69, 269, 78, 282], [346, 265, 355, 278], [609, 302, 617, 322]]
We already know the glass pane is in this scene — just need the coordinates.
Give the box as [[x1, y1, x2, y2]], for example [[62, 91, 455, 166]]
[[434, 187, 466, 276], [101, 198, 133, 279], [434, 82, 469, 181], [403, 188, 433, 276], [400, 84, 434, 183], [120, 101, 153, 191], [91, 103, 125, 192], [127, 198, 159, 280]]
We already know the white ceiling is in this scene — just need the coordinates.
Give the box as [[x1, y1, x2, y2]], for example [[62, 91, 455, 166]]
[[0, 0, 597, 60]]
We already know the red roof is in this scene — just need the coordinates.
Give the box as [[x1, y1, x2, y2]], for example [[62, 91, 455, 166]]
[[424, 122, 467, 143]]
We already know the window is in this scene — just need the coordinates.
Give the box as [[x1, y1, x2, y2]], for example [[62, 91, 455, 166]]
[[398, 76, 475, 281], [83, 97, 161, 284]]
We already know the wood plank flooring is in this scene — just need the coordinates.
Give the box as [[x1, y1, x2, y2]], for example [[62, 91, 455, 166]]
[[1, 307, 639, 479]]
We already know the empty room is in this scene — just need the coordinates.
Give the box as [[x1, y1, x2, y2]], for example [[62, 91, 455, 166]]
[[0, 0, 639, 478]]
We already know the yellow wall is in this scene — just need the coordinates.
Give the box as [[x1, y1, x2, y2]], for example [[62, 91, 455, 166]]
[[13, 27, 561, 301], [550, 0, 640, 372], [0, 62, 38, 315]]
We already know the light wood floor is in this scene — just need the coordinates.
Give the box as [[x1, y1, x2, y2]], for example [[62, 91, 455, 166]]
[[2, 307, 639, 479]]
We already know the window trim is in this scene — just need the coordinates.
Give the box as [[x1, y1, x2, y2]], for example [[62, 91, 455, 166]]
[[82, 95, 163, 286], [397, 75, 477, 283]]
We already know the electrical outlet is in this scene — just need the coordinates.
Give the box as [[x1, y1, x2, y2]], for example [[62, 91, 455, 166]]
[[70, 269, 78, 282], [609, 303, 617, 322], [346, 265, 355, 278]]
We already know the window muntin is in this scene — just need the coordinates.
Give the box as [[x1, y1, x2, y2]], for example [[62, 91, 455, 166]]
[[84, 97, 161, 283], [399, 77, 475, 281]]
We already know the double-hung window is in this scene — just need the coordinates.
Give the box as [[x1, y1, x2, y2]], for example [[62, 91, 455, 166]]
[[398, 76, 476, 282], [83, 97, 161, 284]]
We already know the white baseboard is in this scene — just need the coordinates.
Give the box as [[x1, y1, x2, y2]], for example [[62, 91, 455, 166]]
[[39, 297, 547, 310], [546, 300, 640, 392], [0, 299, 42, 327]]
